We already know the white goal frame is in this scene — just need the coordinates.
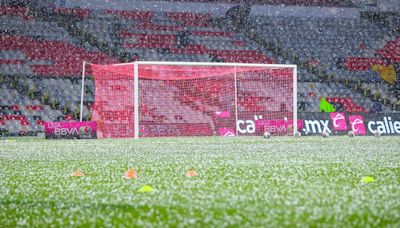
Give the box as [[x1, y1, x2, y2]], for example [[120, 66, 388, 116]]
[[80, 61, 297, 139]]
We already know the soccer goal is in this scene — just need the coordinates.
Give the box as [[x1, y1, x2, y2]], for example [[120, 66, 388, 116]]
[[80, 61, 297, 139]]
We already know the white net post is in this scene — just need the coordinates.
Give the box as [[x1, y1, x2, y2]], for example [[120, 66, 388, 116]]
[[134, 62, 139, 139], [79, 61, 86, 122], [234, 66, 239, 136], [293, 65, 298, 135]]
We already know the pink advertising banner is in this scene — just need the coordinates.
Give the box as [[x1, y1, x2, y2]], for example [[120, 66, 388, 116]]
[[330, 112, 348, 131], [44, 121, 97, 139], [348, 115, 366, 135]]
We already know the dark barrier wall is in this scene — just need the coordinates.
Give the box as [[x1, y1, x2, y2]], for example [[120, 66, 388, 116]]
[[299, 112, 400, 136]]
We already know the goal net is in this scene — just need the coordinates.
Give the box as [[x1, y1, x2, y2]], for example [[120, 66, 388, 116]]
[[81, 62, 297, 139]]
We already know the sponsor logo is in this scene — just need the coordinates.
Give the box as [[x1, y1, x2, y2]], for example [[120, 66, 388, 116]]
[[54, 127, 78, 136], [237, 115, 262, 134], [44, 121, 97, 139], [54, 126, 94, 137], [303, 120, 331, 134], [367, 116, 400, 134], [300, 114, 400, 136], [264, 123, 291, 134], [348, 115, 366, 135], [330, 112, 348, 131], [46, 122, 62, 128], [237, 114, 300, 135], [259, 119, 303, 135], [148, 112, 400, 136], [79, 126, 93, 135], [302, 114, 362, 135]]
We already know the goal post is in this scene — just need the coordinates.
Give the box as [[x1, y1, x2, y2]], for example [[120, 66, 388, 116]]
[[80, 61, 297, 139]]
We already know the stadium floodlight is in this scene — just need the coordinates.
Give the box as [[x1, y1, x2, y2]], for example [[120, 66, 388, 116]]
[[80, 61, 297, 139]]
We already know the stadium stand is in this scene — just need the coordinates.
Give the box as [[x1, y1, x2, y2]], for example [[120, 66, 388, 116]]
[[0, 75, 65, 136], [249, 13, 398, 113], [155, 0, 355, 7], [77, 9, 275, 63], [0, 1, 398, 136]]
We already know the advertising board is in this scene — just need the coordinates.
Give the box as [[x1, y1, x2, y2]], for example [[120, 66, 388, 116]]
[[299, 112, 400, 136], [44, 121, 97, 139]]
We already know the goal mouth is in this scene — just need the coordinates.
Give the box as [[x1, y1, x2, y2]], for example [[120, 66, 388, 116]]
[[81, 61, 297, 139]]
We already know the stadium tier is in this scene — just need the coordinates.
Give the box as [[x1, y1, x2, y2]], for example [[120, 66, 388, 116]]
[[77, 9, 275, 63], [154, 0, 356, 7], [249, 14, 399, 112], [0, 2, 399, 136]]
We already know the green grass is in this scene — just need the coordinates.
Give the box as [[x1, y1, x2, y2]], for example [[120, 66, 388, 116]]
[[1, 136, 400, 227]]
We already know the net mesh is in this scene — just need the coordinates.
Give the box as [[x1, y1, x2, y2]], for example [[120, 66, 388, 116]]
[[236, 68, 294, 136], [139, 74, 235, 137], [89, 63, 295, 138], [91, 64, 135, 138]]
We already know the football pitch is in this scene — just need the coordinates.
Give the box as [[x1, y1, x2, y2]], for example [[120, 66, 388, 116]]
[[0, 136, 399, 226]]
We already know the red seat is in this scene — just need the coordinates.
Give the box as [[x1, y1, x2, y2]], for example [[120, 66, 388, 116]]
[[121, 33, 177, 49], [134, 22, 183, 31], [0, 35, 118, 77], [0, 7, 33, 20], [105, 9, 153, 21], [166, 12, 213, 27], [54, 8, 91, 18]]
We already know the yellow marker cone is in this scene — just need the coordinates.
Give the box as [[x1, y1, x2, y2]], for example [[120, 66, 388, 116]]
[[124, 168, 137, 179], [361, 176, 375, 183], [138, 185, 154, 193], [71, 170, 84, 177], [186, 169, 198, 177]]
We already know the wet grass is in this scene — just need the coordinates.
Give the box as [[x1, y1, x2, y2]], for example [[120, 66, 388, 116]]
[[0, 136, 400, 226]]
